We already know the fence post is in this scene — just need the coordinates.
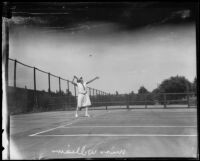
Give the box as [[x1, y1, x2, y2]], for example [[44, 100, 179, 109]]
[[74, 84, 76, 108], [96, 89, 99, 106], [99, 90, 101, 106], [89, 87, 91, 96], [34, 67, 36, 92], [100, 91, 102, 106], [126, 94, 130, 110], [106, 93, 108, 109], [33, 67, 38, 108], [99, 90, 101, 104], [14, 59, 17, 87], [98, 90, 100, 103], [101, 91, 103, 105], [67, 80, 69, 91], [187, 93, 190, 108], [104, 92, 107, 110], [48, 73, 51, 94], [59, 77, 61, 95], [67, 80, 70, 108], [145, 94, 147, 109], [96, 90, 98, 106], [93, 88, 95, 106], [163, 93, 167, 109]]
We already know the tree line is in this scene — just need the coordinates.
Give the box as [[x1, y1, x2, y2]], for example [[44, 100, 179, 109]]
[[113, 75, 197, 105], [115, 75, 197, 95]]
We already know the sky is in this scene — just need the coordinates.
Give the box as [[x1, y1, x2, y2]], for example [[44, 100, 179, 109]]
[[7, 2, 197, 94]]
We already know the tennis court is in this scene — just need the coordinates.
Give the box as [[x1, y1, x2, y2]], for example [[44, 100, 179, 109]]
[[10, 107, 197, 159]]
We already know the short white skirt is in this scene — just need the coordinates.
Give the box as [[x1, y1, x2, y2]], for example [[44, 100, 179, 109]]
[[77, 93, 91, 107]]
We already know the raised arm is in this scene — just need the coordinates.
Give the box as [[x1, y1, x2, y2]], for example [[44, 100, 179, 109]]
[[86, 76, 100, 84]]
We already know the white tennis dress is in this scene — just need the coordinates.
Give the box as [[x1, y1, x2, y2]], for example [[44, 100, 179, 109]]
[[76, 82, 91, 108]]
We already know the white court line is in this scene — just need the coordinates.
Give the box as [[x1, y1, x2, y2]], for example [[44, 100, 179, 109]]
[[29, 118, 80, 136], [61, 125, 197, 128], [29, 110, 112, 137], [30, 110, 195, 137], [32, 134, 197, 137]]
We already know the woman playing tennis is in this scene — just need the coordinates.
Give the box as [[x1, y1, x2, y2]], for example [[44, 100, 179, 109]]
[[72, 76, 99, 118]]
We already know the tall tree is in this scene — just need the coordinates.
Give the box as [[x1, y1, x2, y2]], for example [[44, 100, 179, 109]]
[[192, 76, 197, 95], [159, 75, 192, 93], [138, 86, 149, 94], [158, 75, 192, 100]]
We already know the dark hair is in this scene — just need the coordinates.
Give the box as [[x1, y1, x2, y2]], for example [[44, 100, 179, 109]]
[[77, 77, 83, 83]]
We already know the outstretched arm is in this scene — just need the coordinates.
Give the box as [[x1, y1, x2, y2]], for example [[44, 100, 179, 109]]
[[86, 76, 100, 84]]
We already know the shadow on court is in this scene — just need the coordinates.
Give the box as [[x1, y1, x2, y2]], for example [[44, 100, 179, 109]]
[[10, 107, 197, 159]]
